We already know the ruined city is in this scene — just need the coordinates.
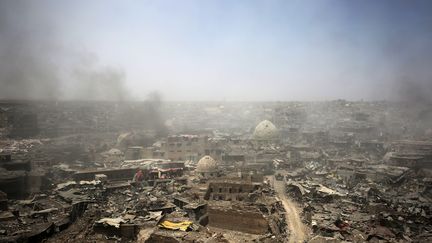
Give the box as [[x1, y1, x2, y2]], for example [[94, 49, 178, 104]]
[[1, 0, 432, 242], [0, 100, 431, 242]]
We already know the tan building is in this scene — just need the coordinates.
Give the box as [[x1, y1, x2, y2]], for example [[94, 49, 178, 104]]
[[160, 135, 225, 162]]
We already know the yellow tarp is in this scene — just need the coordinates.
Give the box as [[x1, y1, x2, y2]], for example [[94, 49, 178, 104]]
[[158, 220, 193, 231]]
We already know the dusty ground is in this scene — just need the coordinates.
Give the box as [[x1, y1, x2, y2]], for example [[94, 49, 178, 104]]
[[272, 176, 308, 243]]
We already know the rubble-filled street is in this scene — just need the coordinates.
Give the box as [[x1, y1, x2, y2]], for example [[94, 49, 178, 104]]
[[0, 100, 431, 242]]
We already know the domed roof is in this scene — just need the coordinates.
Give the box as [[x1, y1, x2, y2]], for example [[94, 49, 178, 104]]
[[117, 132, 132, 144], [253, 120, 278, 140], [196, 156, 218, 173]]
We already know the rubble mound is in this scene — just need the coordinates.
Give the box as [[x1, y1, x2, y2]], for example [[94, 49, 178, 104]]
[[253, 120, 278, 140], [196, 156, 218, 173]]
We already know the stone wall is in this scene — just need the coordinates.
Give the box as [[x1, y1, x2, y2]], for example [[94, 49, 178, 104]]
[[73, 168, 136, 181], [207, 205, 268, 234], [204, 181, 260, 201]]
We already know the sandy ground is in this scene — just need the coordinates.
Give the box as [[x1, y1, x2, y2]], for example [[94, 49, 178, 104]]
[[273, 176, 308, 243]]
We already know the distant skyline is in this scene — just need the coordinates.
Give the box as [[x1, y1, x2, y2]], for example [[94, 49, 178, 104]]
[[1, 0, 432, 101]]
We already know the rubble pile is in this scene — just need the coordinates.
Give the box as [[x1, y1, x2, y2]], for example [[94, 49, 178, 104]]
[[284, 164, 432, 242]]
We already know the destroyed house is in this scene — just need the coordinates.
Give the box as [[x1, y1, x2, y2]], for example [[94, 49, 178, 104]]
[[150, 161, 185, 179], [204, 180, 261, 201], [0, 153, 31, 171], [161, 134, 206, 161], [388, 141, 432, 168], [125, 146, 144, 160]]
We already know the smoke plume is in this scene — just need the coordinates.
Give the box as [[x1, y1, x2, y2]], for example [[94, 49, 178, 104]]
[[0, 0, 130, 101]]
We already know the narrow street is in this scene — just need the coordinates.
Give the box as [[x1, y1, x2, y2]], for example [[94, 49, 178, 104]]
[[273, 177, 308, 243]]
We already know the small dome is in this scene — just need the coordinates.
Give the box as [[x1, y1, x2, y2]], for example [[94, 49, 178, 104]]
[[104, 148, 123, 155], [117, 132, 132, 144], [196, 156, 218, 173], [253, 120, 278, 140]]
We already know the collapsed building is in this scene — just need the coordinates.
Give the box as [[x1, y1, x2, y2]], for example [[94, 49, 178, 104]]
[[385, 140, 432, 168]]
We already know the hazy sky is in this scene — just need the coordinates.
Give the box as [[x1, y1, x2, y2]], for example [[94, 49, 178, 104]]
[[1, 0, 432, 101]]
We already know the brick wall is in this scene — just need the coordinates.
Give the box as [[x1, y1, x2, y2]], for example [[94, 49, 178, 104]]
[[207, 206, 268, 234]]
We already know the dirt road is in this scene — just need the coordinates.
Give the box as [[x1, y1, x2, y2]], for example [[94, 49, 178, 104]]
[[273, 177, 307, 243]]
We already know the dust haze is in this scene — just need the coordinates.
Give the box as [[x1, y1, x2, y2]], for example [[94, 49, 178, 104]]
[[1, 1, 432, 242], [0, 0, 129, 101], [1, 0, 432, 102]]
